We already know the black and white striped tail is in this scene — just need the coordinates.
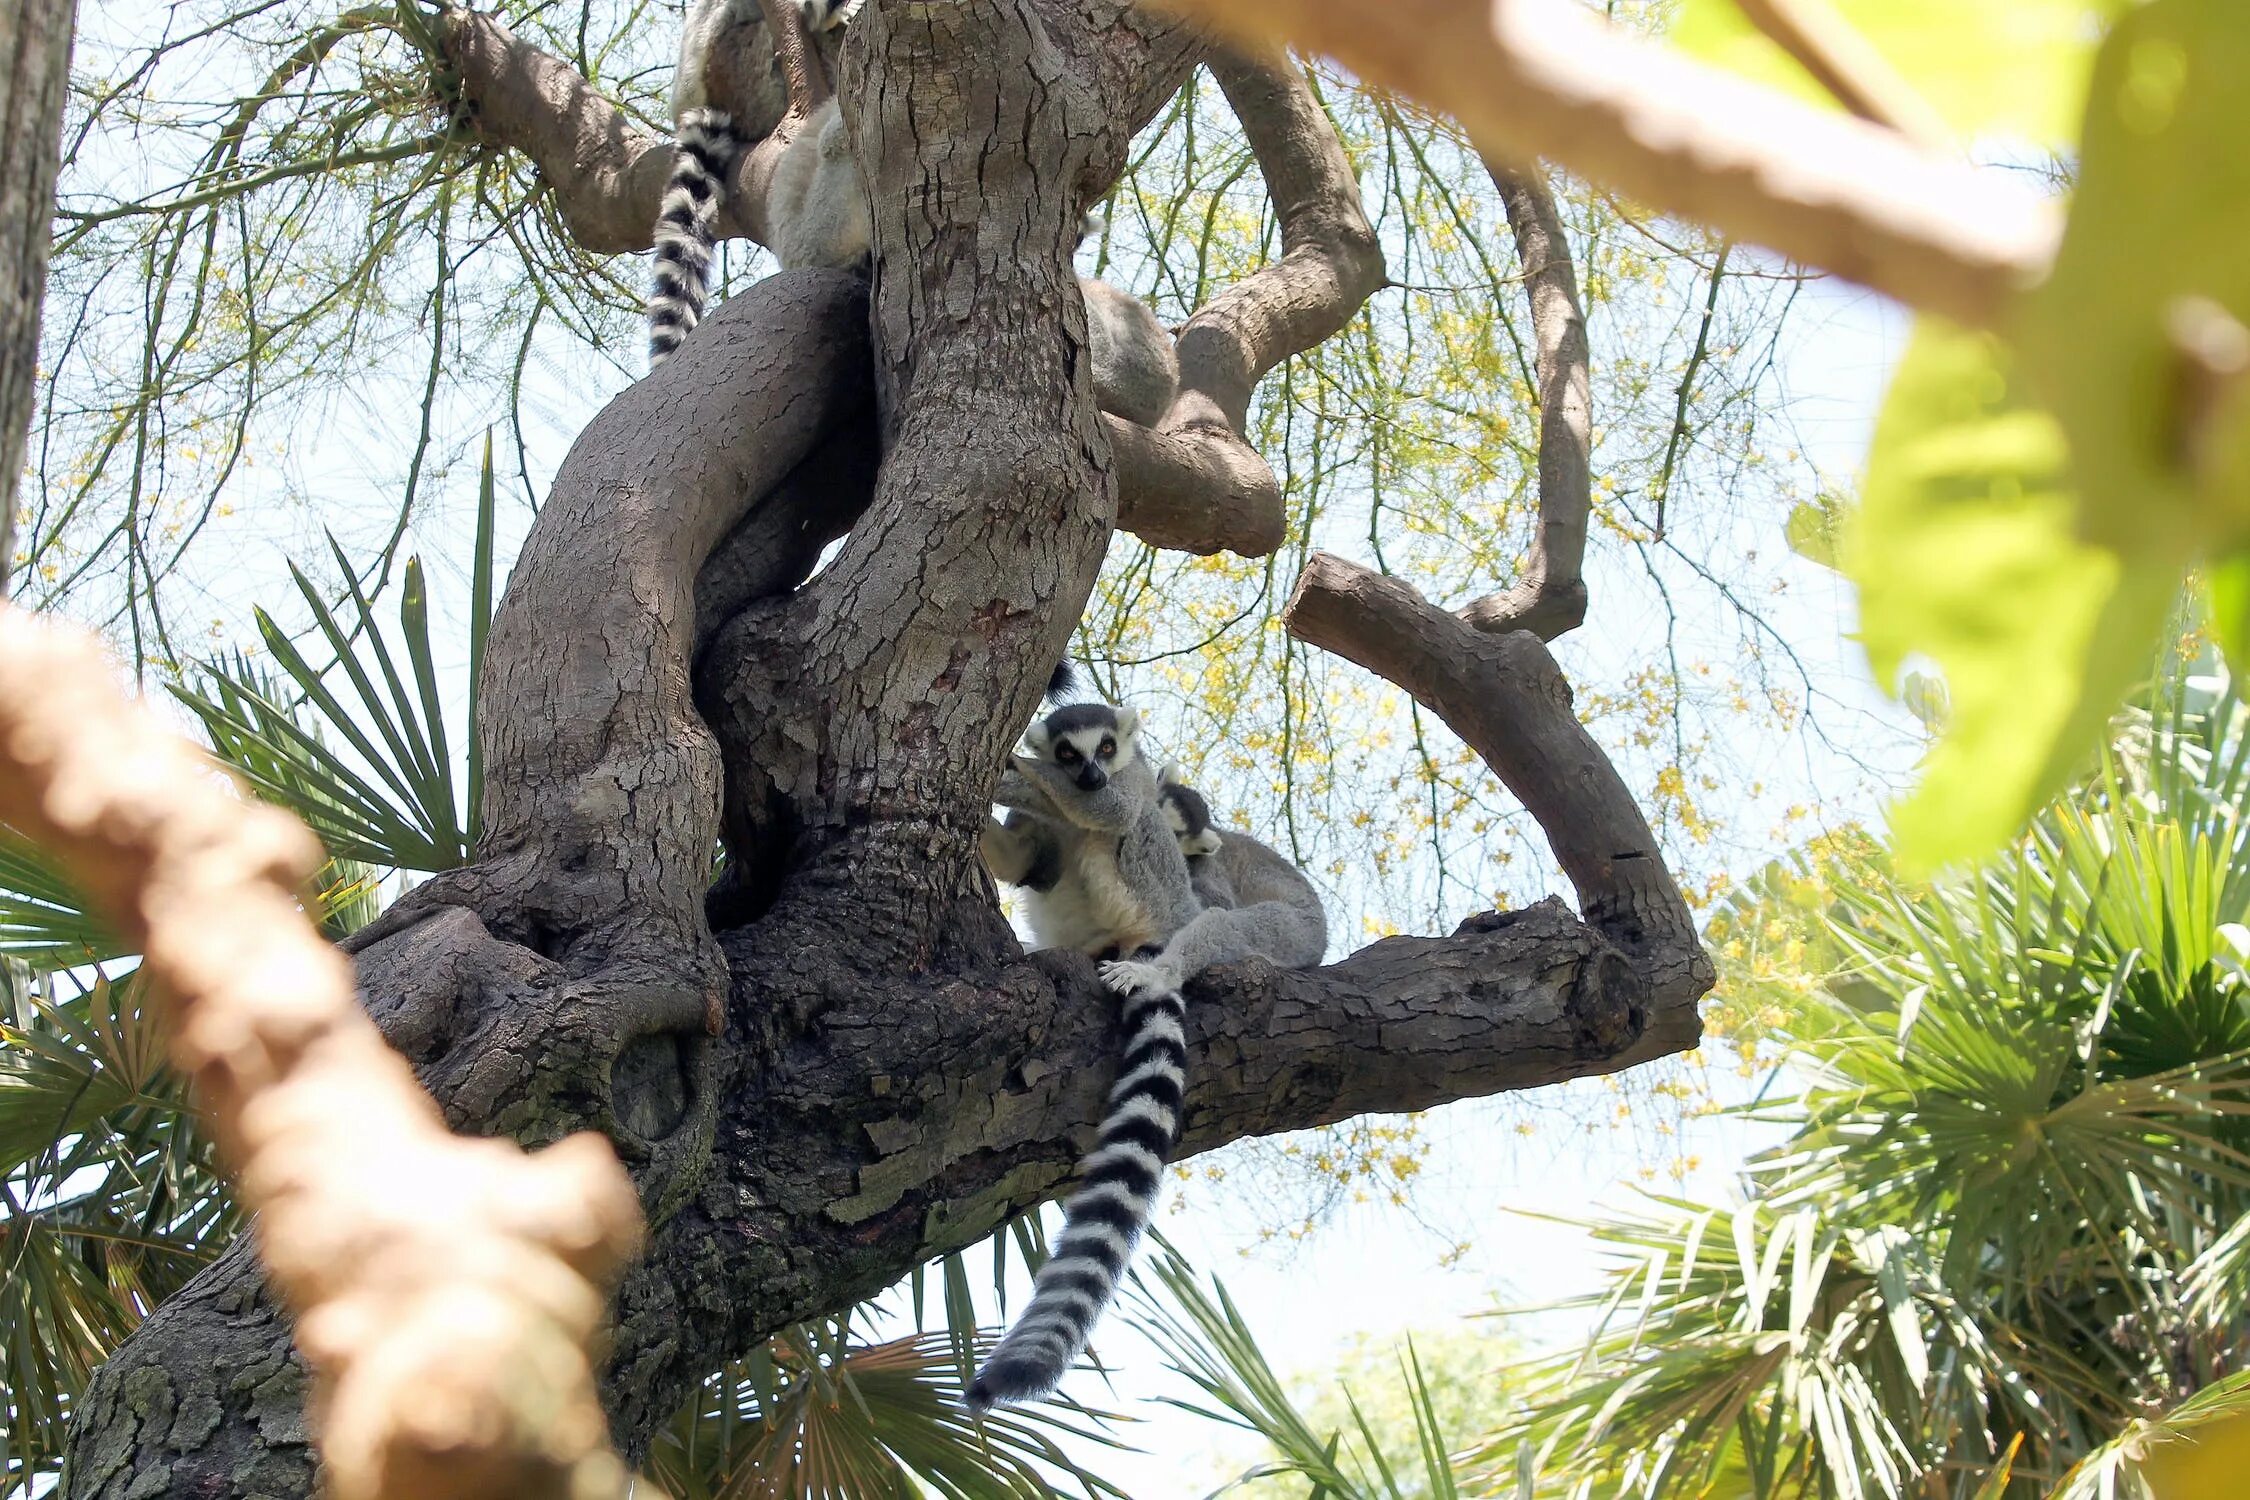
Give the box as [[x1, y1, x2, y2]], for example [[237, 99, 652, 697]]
[[968, 982, 1187, 1412], [648, 108, 739, 367]]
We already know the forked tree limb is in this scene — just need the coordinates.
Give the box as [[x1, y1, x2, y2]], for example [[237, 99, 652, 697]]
[[1147, 0, 2056, 328], [1460, 153, 1591, 640], [0, 608, 642, 1500], [1286, 550, 1708, 1044]]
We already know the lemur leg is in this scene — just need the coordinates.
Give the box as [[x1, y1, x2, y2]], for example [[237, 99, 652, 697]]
[[1100, 901, 1325, 997]]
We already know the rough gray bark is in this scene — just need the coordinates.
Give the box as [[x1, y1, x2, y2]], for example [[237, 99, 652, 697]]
[[0, 0, 75, 595], [62, 4, 1709, 1495]]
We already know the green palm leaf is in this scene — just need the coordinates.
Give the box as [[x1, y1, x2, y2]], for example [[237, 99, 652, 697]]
[[169, 438, 499, 874], [641, 1316, 1128, 1500]]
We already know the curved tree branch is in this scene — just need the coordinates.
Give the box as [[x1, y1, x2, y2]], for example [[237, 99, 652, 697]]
[[1460, 153, 1591, 640], [1147, 0, 2056, 329], [1285, 552, 1707, 1028], [0, 609, 643, 1500]]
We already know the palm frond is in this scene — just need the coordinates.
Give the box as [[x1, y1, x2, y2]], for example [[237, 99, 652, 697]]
[[1132, 1246, 1471, 1499], [642, 1314, 1129, 1500], [169, 439, 498, 874]]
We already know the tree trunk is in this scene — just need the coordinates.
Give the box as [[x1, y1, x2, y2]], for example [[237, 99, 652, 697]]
[[0, 0, 74, 595], [60, 3, 1711, 1494]]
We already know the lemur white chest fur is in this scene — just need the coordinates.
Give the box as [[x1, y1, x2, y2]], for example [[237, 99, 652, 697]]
[[1026, 834, 1164, 956], [981, 702, 1196, 959]]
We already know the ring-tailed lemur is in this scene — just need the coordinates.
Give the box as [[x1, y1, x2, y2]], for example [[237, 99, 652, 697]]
[[971, 702, 1198, 1410], [971, 707, 1326, 1410], [648, 0, 863, 365], [981, 703, 1198, 960], [1158, 764, 1234, 910]]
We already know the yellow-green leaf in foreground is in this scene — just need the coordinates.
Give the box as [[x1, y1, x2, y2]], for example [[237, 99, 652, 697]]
[[2019, 0, 2250, 565], [1669, 0, 2121, 146], [1849, 321, 2176, 872], [2208, 553, 2250, 672]]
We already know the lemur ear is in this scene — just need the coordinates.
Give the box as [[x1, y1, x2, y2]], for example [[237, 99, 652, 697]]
[[1113, 706, 1140, 739], [1158, 762, 1185, 787], [1184, 828, 1224, 857], [1023, 720, 1053, 756]]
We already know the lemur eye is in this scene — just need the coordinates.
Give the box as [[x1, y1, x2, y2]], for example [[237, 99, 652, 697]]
[[1057, 745, 1079, 764], [1099, 737, 1116, 759]]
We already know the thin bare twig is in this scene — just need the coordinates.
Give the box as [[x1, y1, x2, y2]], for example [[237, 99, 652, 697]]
[[1733, 0, 1952, 151], [1147, 0, 2056, 329], [0, 606, 643, 1500]]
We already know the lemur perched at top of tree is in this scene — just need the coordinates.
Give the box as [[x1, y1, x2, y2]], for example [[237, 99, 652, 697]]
[[648, 0, 1181, 429]]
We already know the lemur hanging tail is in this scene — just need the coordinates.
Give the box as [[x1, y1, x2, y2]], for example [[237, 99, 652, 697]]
[[648, 108, 739, 366], [968, 979, 1188, 1411]]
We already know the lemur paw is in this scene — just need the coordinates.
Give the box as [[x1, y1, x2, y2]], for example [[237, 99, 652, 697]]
[[1100, 958, 1177, 998]]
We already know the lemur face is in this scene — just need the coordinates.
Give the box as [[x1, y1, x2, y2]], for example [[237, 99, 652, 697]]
[[1025, 704, 1141, 793], [1158, 764, 1225, 856]]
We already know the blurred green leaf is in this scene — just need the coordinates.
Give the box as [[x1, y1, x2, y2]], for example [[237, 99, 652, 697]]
[[1785, 495, 1843, 571], [1849, 319, 2177, 871], [1668, 0, 2118, 146], [2020, 0, 2250, 563]]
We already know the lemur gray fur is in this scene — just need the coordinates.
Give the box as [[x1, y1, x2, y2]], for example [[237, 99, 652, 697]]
[[980, 703, 1199, 960], [648, 0, 860, 365], [1098, 778, 1329, 1000], [766, 97, 872, 271], [652, 4, 1181, 425], [971, 703, 1326, 1409], [1158, 764, 1234, 910], [969, 701, 1196, 1410]]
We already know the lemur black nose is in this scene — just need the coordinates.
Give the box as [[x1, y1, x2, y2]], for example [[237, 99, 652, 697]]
[[1077, 765, 1107, 791]]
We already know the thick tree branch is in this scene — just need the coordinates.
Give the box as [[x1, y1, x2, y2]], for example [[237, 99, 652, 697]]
[[440, 7, 679, 255], [1, 0, 74, 594], [1113, 51, 1387, 555], [0, 609, 641, 1500], [1148, 0, 2056, 329], [1460, 154, 1591, 640], [1286, 551, 1708, 1048]]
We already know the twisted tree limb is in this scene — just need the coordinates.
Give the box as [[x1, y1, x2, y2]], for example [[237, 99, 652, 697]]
[[64, 5, 1711, 1491], [1461, 153, 1591, 640], [1148, 0, 2057, 328], [0, 608, 642, 1500], [432, 10, 1380, 558]]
